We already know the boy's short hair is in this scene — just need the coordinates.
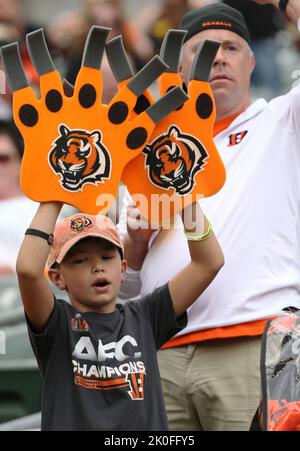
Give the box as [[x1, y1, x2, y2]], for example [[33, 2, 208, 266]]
[[47, 213, 124, 270]]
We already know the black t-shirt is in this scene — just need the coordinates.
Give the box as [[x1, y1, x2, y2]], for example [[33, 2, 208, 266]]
[[27, 284, 187, 431]]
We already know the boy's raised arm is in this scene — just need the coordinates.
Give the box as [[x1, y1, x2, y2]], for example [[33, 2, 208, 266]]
[[16, 202, 63, 330], [168, 202, 224, 318]]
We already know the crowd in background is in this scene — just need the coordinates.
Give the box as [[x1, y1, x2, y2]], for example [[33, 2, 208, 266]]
[[0, 0, 299, 274], [0, 0, 300, 430]]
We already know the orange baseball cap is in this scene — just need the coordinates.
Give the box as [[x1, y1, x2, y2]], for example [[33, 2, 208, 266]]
[[47, 213, 124, 270]]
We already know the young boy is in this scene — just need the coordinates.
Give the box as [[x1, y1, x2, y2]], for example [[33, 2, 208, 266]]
[[16, 201, 224, 431]]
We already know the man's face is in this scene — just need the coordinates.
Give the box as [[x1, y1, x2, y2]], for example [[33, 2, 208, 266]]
[[50, 237, 126, 313], [181, 29, 255, 116], [0, 133, 21, 199]]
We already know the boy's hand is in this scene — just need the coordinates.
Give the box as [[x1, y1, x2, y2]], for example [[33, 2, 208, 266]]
[[127, 202, 157, 245], [181, 201, 206, 236], [124, 202, 159, 271]]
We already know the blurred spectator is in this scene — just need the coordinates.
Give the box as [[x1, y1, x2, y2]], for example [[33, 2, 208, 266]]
[[0, 0, 40, 74], [137, 1, 214, 54], [83, 0, 153, 69], [47, 0, 154, 95], [0, 58, 13, 120], [0, 23, 19, 119], [0, 0, 42, 119], [46, 8, 89, 67], [0, 120, 37, 274], [0, 22, 19, 47], [223, 0, 286, 98], [0, 0, 26, 36], [139, 0, 191, 53]]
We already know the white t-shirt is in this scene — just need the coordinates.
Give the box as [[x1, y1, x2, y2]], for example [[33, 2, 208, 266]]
[[119, 85, 300, 334], [0, 196, 38, 272]]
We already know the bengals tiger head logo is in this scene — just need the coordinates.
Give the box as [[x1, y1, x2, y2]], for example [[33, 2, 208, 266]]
[[143, 126, 208, 195], [49, 125, 111, 192], [70, 216, 92, 233]]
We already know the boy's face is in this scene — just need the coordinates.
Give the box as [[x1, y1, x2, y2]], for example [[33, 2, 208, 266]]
[[49, 237, 126, 313]]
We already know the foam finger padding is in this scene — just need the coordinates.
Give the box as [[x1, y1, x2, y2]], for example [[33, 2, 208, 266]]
[[120, 31, 226, 225], [1, 27, 186, 215]]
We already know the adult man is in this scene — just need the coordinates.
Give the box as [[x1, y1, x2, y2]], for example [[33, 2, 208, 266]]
[[118, 1, 300, 431]]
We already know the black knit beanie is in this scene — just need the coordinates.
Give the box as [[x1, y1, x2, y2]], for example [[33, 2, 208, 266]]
[[180, 3, 250, 44]]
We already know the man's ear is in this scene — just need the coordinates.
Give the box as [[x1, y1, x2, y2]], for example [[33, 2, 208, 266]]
[[249, 51, 255, 76], [120, 259, 127, 283], [48, 268, 66, 291], [178, 62, 183, 80], [178, 60, 189, 88]]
